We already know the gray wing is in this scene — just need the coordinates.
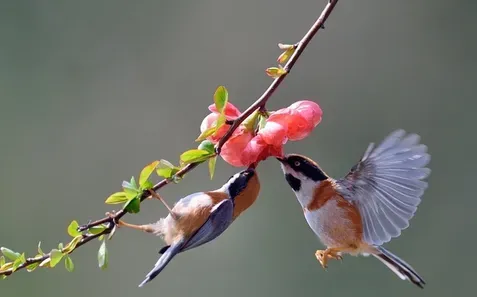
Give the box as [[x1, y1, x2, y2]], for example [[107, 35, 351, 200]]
[[335, 129, 431, 246], [181, 199, 234, 252]]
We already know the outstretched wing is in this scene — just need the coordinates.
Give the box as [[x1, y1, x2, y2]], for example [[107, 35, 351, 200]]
[[335, 130, 431, 246], [181, 198, 234, 252]]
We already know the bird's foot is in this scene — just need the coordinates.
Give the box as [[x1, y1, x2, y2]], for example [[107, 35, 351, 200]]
[[315, 249, 343, 269]]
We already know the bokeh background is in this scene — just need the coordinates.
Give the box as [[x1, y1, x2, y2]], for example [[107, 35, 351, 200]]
[[1, 1, 475, 296]]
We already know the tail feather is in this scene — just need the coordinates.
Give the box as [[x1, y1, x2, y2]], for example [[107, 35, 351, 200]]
[[372, 246, 426, 288], [138, 241, 183, 287]]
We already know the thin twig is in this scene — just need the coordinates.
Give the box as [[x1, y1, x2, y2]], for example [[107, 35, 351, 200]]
[[0, 0, 339, 277]]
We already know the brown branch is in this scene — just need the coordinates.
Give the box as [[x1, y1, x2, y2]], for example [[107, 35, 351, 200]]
[[0, 0, 339, 277], [216, 0, 339, 151]]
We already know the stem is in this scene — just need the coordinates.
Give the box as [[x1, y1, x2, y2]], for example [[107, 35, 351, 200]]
[[216, 0, 339, 152], [0, 0, 339, 277]]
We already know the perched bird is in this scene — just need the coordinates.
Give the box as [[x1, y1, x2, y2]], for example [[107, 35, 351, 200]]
[[116, 167, 260, 287], [277, 129, 430, 288]]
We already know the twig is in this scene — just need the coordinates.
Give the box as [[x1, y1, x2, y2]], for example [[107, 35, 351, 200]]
[[0, 0, 339, 277]]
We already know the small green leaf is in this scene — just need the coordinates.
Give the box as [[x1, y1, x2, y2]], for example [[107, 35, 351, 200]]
[[130, 176, 138, 189], [139, 161, 159, 189], [195, 125, 218, 142], [265, 66, 287, 78], [214, 86, 229, 114], [122, 178, 140, 199], [65, 256, 74, 272], [1, 247, 20, 261], [98, 241, 108, 270], [108, 225, 117, 241], [180, 149, 213, 165], [124, 197, 141, 213], [98, 235, 105, 241], [63, 235, 83, 254], [258, 114, 267, 130], [26, 262, 39, 272], [0, 256, 5, 267], [88, 225, 107, 235], [1, 275, 6, 280], [12, 253, 26, 271], [67, 220, 82, 237], [50, 249, 64, 268], [105, 192, 129, 204], [141, 180, 154, 190], [208, 156, 217, 180], [156, 159, 180, 179], [277, 45, 296, 64], [198, 140, 215, 154], [37, 242, 44, 255], [39, 258, 51, 268], [58, 243, 64, 250]]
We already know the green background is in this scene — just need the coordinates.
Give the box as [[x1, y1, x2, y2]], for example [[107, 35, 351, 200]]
[[1, 1, 475, 296]]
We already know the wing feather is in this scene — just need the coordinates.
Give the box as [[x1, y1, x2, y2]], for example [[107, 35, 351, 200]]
[[336, 130, 431, 246]]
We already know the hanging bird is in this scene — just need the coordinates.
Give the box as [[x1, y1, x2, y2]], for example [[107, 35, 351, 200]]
[[115, 167, 260, 287], [277, 129, 430, 288]]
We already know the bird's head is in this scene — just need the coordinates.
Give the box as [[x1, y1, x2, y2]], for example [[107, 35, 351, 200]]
[[276, 154, 328, 193]]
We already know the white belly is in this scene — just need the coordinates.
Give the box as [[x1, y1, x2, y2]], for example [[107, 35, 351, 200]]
[[303, 199, 356, 248]]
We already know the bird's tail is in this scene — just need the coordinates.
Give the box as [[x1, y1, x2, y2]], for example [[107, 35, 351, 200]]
[[372, 246, 426, 288], [138, 241, 183, 287]]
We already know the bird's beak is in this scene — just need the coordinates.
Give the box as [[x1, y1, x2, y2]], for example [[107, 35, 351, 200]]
[[276, 157, 286, 163]]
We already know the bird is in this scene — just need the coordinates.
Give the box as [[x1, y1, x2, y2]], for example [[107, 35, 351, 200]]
[[114, 167, 260, 287], [276, 129, 430, 288]]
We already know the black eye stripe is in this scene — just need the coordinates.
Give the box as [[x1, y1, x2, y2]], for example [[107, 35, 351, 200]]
[[287, 155, 327, 181]]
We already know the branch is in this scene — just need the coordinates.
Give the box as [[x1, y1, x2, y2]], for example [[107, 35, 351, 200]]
[[0, 0, 339, 277]]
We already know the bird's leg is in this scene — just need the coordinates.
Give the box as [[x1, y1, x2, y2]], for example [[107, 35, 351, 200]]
[[148, 189, 178, 220], [315, 247, 345, 269], [106, 211, 155, 233]]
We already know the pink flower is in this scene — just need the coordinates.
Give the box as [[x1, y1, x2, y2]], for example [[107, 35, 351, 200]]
[[267, 100, 322, 141], [220, 126, 254, 167], [200, 102, 241, 142], [199, 99, 322, 167]]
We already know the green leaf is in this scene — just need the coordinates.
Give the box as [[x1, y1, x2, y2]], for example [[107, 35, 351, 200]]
[[156, 159, 180, 179], [58, 243, 64, 250], [258, 114, 267, 130], [195, 125, 218, 142], [63, 235, 83, 254], [67, 220, 82, 237], [88, 225, 107, 235], [124, 197, 141, 213], [98, 241, 108, 270], [12, 253, 26, 272], [208, 156, 217, 180], [64, 256, 74, 272], [214, 86, 229, 114], [50, 249, 64, 268], [26, 262, 39, 272], [39, 258, 51, 268], [265, 66, 287, 78], [0, 256, 5, 267], [130, 176, 138, 189], [1, 275, 6, 280], [139, 161, 159, 189], [277, 46, 296, 64], [141, 180, 154, 190], [198, 140, 215, 154], [180, 149, 213, 165], [1, 247, 20, 261], [105, 192, 129, 204], [123, 188, 139, 200], [98, 235, 105, 241], [108, 225, 117, 241], [37, 242, 44, 255]]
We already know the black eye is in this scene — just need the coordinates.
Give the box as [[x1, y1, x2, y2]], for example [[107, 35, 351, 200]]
[[294, 161, 301, 167]]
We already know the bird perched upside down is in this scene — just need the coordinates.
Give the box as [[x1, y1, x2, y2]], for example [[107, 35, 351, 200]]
[[277, 130, 430, 288], [115, 167, 260, 287]]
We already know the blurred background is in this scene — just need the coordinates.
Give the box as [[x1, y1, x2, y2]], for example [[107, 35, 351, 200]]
[[1, 0, 475, 296]]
